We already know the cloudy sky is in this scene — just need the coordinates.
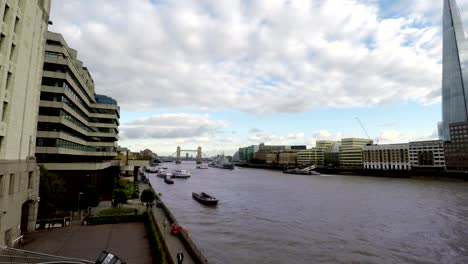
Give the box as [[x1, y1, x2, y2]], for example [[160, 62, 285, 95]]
[[49, 0, 468, 156]]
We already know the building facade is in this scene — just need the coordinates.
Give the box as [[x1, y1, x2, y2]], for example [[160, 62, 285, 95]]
[[339, 138, 372, 168], [35, 32, 119, 202], [278, 152, 297, 166], [0, 0, 51, 247], [440, 0, 468, 140], [445, 122, 468, 172], [363, 143, 410, 170], [296, 141, 339, 167], [409, 140, 445, 169]]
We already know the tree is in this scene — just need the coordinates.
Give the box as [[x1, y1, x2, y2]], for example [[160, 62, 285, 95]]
[[113, 189, 127, 207], [83, 185, 100, 208], [140, 189, 156, 208], [38, 165, 66, 218]]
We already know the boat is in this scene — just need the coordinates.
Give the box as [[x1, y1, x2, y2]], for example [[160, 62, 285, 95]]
[[146, 165, 159, 173], [192, 192, 218, 205], [283, 167, 320, 175], [208, 155, 234, 170], [196, 164, 209, 169], [172, 169, 191, 178], [164, 175, 174, 184]]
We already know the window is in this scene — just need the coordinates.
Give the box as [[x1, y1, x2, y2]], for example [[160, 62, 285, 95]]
[[8, 174, 14, 194], [5, 72, 12, 90], [9, 44, 16, 61], [28, 172, 33, 189], [2, 102, 8, 121], [0, 174, 3, 197], [13, 17, 20, 34], [3, 4, 10, 23]]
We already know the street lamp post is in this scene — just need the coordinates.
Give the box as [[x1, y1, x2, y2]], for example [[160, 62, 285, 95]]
[[78, 192, 83, 219]]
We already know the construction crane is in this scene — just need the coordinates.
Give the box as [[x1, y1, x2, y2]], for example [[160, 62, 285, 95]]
[[355, 117, 371, 139]]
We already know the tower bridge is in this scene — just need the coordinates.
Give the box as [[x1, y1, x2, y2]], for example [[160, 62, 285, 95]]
[[172, 146, 206, 164]]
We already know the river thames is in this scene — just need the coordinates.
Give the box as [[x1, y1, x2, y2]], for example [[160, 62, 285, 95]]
[[148, 162, 468, 264]]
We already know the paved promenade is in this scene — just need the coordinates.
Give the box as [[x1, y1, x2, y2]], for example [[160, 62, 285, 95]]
[[21, 223, 152, 263], [139, 181, 195, 264]]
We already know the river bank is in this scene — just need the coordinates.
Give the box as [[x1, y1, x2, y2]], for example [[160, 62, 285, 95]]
[[235, 163, 468, 180]]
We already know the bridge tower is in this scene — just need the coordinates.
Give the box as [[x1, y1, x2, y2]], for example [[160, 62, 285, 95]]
[[196, 146, 203, 164], [176, 146, 181, 164]]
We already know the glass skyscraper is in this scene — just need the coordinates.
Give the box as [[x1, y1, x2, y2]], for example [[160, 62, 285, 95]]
[[441, 0, 468, 140]]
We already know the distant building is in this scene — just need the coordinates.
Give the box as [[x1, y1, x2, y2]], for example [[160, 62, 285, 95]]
[[246, 145, 259, 162], [238, 147, 247, 161], [296, 141, 339, 167], [278, 152, 297, 166], [266, 152, 279, 165], [254, 150, 269, 163], [409, 140, 445, 169], [363, 143, 410, 170], [259, 143, 286, 152], [289, 145, 307, 150], [444, 122, 468, 172], [0, 0, 51, 247], [35, 32, 120, 201], [440, 0, 468, 140], [339, 138, 373, 168]]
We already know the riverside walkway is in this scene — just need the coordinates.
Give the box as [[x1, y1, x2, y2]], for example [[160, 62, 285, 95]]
[[139, 182, 196, 264]]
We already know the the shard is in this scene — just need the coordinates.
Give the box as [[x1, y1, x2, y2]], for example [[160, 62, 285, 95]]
[[441, 0, 468, 140]]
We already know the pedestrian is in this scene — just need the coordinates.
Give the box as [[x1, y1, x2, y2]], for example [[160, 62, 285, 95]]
[[176, 252, 184, 264]]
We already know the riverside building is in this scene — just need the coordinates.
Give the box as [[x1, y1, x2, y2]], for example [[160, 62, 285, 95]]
[[0, 0, 51, 247], [296, 141, 339, 167], [440, 0, 468, 140], [444, 122, 468, 173], [339, 138, 373, 168], [35, 32, 119, 199], [362, 144, 410, 170], [409, 140, 445, 170]]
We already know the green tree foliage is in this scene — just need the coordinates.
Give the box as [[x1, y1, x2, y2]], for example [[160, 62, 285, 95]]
[[140, 188, 156, 206], [82, 184, 100, 208], [113, 189, 127, 206], [38, 165, 66, 218], [115, 179, 129, 190]]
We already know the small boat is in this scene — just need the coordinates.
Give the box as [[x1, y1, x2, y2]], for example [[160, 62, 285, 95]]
[[283, 168, 320, 175], [164, 178, 174, 184], [192, 192, 218, 205], [172, 169, 191, 178], [196, 164, 209, 169], [157, 169, 167, 178]]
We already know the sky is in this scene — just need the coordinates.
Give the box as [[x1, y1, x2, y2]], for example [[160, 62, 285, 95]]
[[48, 0, 468, 156]]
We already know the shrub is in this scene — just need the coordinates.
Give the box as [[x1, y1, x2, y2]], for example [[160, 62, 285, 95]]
[[88, 214, 143, 225], [131, 191, 140, 199], [143, 212, 167, 264], [141, 189, 156, 206], [113, 189, 127, 206]]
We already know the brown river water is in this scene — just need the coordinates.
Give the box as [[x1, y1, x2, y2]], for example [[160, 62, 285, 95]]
[[148, 161, 468, 264]]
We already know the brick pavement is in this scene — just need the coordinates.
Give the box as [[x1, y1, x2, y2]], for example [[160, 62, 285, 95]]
[[21, 223, 152, 264]]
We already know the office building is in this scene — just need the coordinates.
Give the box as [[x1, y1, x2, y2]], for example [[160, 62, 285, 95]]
[[409, 140, 445, 169], [35, 32, 119, 199], [296, 141, 339, 167], [278, 152, 297, 166], [363, 143, 410, 170], [444, 122, 468, 172], [339, 138, 372, 168], [440, 0, 468, 140], [0, 0, 51, 247]]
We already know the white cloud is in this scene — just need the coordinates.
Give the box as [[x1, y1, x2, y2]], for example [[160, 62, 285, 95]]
[[49, 0, 453, 114], [120, 113, 228, 139]]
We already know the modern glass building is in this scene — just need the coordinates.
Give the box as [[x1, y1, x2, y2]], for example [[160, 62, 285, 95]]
[[441, 0, 468, 140]]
